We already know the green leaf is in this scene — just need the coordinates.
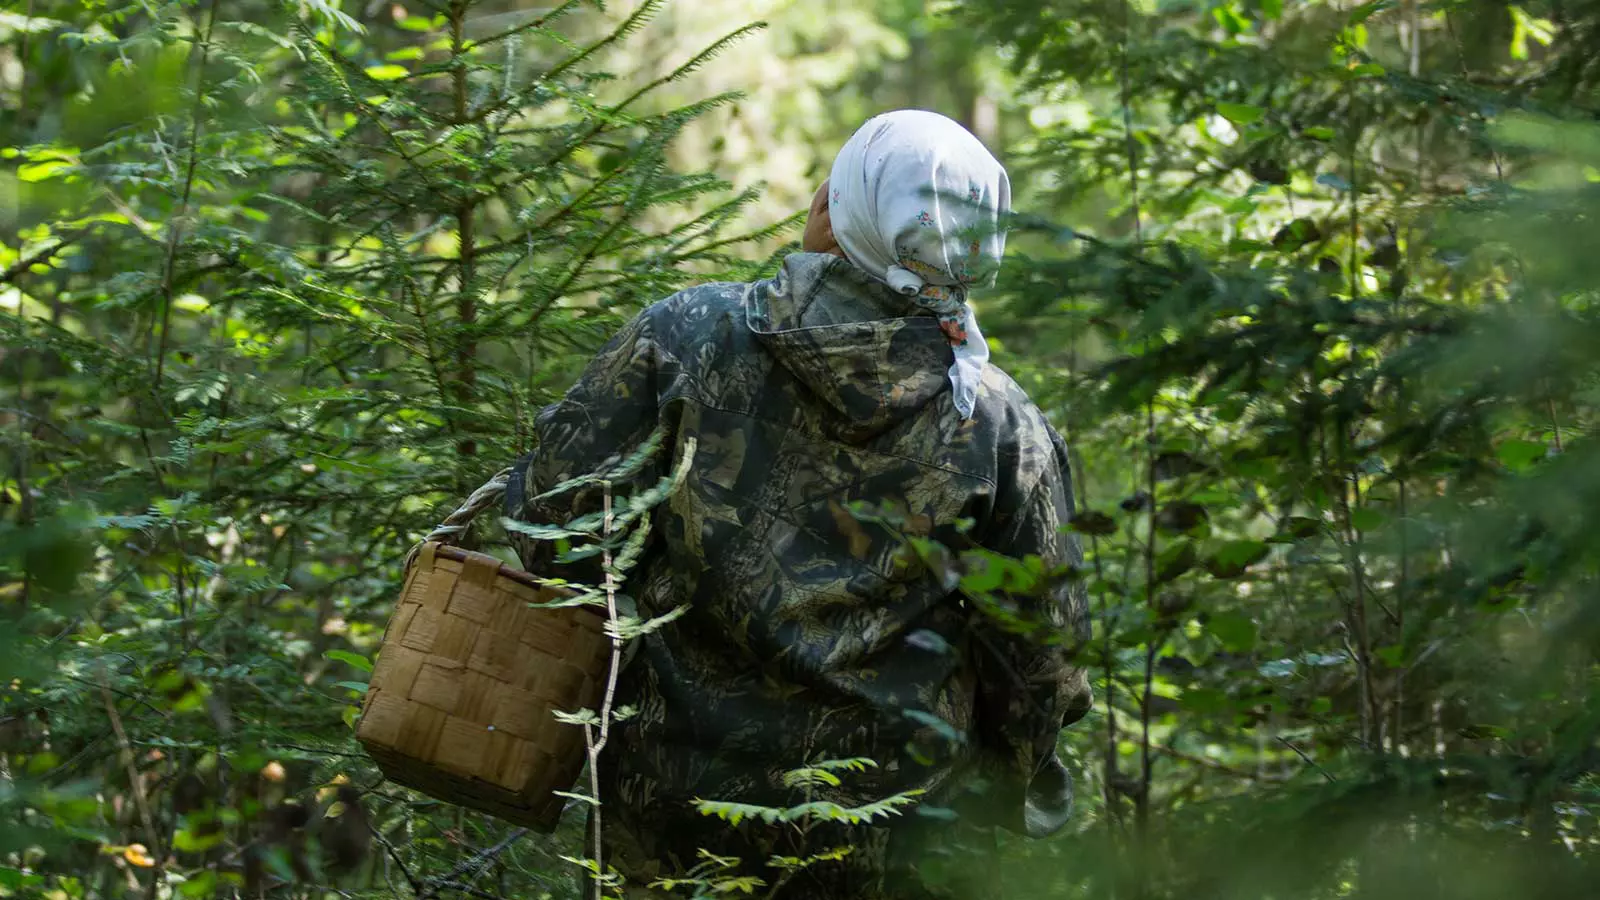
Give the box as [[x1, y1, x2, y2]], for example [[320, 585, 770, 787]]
[[1217, 102, 1265, 126], [363, 64, 410, 81], [693, 799, 785, 826], [0, 866, 44, 890], [295, 0, 366, 33], [21, 513, 95, 593], [0, 13, 67, 38], [96, 512, 161, 531], [1204, 540, 1270, 579], [1155, 541, 1198, 583], [1347, 0, 1396, 24], [325, 650, 373, 672], [1272, 217, 1322, 251], [1259, 658, 1298, 678], [1510, 6, 1556, 60], [1180, 687, 1231, 714], [397, 15, 440, 32], [1303, 126, 1336, 141], [1374, 644, 1406, 667], [560, 854, 603, 876], [180, 872, 219, 898], [769, 846, 854, 870], [1207, 611, 1258, 652], [173, 828, 225, 853], [959, 557, 1005, 593], [903, 709, 967, 745], [709, 875, 767, 893], [552, 790, 599, 806], [552, 708, 601, 726], [1069, 510, 1118, 536], [782, 767, 843, 789], [1316, 172, 1352, 192], [608, 604, 688, 640], [263, 847, 298, 883], [18, 158, 72, 182], [1213, 4, 1251, 34], [24, 751, 59, 775], [333, 681, 369, 695], [1261, 653, 1347, 678], [501, 518, 587, 540], [1496, 439, 1547, 472], [1349, 507, 1387, 532], [1279, 516, 1323, 540], [810, 757, 876, 772], [1156, 501, 1209, 534]]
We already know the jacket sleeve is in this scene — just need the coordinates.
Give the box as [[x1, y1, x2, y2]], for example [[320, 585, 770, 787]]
[[504, 309, 668, 586], [963, 424, 1093, 838]]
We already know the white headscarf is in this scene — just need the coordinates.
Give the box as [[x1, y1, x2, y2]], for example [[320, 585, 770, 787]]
[[827, 109, 1012, 420]]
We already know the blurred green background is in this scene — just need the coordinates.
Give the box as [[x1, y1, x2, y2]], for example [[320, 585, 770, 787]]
[[3, 0, 1599, 898]]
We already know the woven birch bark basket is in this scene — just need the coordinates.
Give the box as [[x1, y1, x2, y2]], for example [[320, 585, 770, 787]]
[[355, 469, 609, 831]]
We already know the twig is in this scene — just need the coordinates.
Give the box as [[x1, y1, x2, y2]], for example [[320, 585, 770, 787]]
[[102, 188, 163, 241], [1117, 0, 1153, 840], [575, 438, 696, 897], [1276, 736, 1337, 783], [67, 676, 165, 717], [152, 0, 223, 390], [0, 236, 76, 286], [10, 307, 32, 609], [1148, 742, 1266, 780], [273, 743, 375, 760], [584, 480, 622, 900], [1, 407, 78, 443], [434, 882, 509, 900], [100, 679, 164, 859], [450, 0, 480, 460], [374, 829, 426, 895], [1400, 639, 1444, 678], [418, 829, 528, 900]]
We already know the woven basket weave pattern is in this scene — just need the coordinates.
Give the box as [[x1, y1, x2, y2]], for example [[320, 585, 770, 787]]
[[357, 542, 610, 831]]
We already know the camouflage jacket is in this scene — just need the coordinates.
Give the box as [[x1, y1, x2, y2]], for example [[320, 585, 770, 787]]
[[507, 253, 1091, 898]]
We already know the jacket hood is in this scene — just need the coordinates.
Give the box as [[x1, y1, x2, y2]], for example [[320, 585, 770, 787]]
[[745, 253, 953, 436]]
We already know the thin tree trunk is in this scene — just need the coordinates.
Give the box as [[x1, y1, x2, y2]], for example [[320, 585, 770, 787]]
[[452, 1, 479, 459]]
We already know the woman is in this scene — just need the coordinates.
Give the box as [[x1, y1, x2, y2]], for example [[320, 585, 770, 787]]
[[508, 109, 1091, 899]]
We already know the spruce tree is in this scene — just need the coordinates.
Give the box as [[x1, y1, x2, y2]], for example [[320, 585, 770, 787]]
[[3, 1, 773, 894]]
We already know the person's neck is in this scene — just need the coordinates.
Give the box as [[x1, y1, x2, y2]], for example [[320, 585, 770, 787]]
[[775, 253, 929, 327]]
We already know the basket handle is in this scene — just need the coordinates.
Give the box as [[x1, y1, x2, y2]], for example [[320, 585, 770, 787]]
[[403, 467, 514, 571]]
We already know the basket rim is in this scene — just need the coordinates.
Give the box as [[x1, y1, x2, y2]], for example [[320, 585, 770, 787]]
[[419, 542, 596, 613]]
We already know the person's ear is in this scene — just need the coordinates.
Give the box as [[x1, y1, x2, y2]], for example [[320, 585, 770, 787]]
[[803, 180, 841, 255], [810, 181, 830, 218]]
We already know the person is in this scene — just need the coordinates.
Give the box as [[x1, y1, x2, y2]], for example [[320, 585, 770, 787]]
[[505, 109, 1092, 899]]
